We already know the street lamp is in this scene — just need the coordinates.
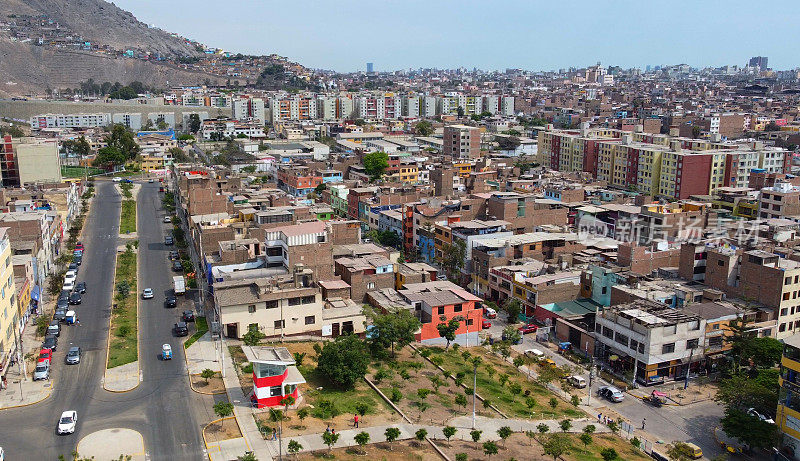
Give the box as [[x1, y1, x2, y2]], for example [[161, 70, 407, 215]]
[[471, 356, 481, 429]]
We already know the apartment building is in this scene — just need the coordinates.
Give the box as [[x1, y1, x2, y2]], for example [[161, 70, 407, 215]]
[[759, 182, 800, 220], [269, 96, 317, 124], [30, 113, 111, 129], [334, 255, 395, 302], [232, 97, 266, 122], [443, 125, 481, 159], [0, 228, 19, 378], [777, 334, 800, 457], [594, 301, 706, 385], [276, 166, 322, 197], [1, 136, 62, 187], [264, 221, 334, 281]]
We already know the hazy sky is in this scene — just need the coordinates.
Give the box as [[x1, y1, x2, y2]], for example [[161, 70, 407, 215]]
[[114, 0, 800, 72]]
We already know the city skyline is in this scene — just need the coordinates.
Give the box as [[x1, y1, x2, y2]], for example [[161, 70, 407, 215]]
[[114, 0, 800, 72]]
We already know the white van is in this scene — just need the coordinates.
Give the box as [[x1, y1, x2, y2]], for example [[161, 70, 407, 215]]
[[525, 348, 545, 359], [567, 375, 587, 388]]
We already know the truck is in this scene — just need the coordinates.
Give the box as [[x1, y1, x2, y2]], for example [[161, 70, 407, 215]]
[[173, 276, 186, 295]]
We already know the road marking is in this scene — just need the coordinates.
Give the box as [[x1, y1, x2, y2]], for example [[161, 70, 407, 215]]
[[139, 370, 144, 382]]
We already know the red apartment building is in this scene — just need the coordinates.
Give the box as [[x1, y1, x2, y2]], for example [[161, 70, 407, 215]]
[[243, 346, 305, 408]]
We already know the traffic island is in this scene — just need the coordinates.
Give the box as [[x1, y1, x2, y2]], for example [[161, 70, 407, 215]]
[[103, 241, 140, 392], [116, 182, 139, 237], [77, 428, 146, 461]]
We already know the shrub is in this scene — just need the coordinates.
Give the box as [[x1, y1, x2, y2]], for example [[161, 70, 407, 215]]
[[390, 387, 402, 403]]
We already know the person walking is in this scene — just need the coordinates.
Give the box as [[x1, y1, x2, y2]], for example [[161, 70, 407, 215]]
[[597, 412, 602, 422], [354, 414, 359, 428], [641, 418, 646, 430], [271, 428, 277, 441]]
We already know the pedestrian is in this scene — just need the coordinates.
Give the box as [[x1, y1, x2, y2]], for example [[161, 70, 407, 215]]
[[354, 414, 359, 428], [331, 428, 336, 436], [325, 425, 330, 434], [271, 428, 277, 441], [76, 317, 81, 326], [641, 418, 646, 430], [603, 416, 608, 425], [597, 412, 602, 422]]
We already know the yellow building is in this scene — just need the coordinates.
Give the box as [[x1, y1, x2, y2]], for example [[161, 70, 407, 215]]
[[453, 161, 475, 178], [0, 228, 19, 374], [141, 155, 167, 172], [778, 334, 800, 455]]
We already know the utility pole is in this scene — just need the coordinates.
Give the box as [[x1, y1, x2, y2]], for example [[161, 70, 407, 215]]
[[684, 343, 697, 390], [472, 360, 478, 429], [586, 341, 593, 406]]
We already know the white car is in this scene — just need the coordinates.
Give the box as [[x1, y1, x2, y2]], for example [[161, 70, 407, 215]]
[[142, 288, 154, 299], [57, 410, 77, 434], [163, 216, 171, 223], [64, 271, 77, 284], [748, 408, 775, 424], [112, 177, 122, 183], [598, 385, 625, 402], [525, 348, 545, 359], [62, 280, 75, 292]]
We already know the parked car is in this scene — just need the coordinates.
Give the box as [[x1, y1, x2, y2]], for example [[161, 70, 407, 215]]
[[64, 270, 77, 283], [566, 375, 587, 388], [113, 177, 122, 183], [181, 310, 195, 322], [142, 288, 154, 299], [163, 216, 171, 223], [75, 242, 84, 251], [47, 320, 61, 337], [148, 179, 154, 183], [518, 324, 538, 334], [42, 334, 58, 351], [542, 358, 557, 367], [72, 249, 83, 257], [57, 410, 78, 435], [164, 236, 174, 245], [57, 298, 69, 310], [169, 251, 180, 261], [597, 385, 624, 402], [58, 290, 71, 302], [164, 295, 177, 308], [481, 319, 491, 329], [53, 308, 67, 322], [525, 348, 545, 359], [75, 282, 87, 294], [73, 254, 82, 266], [65, 347, 81, 365], [172, 261, 183, 272], [62, 280, 75, 292], [483, 306, 497, 319], [68, 263, 78, 274], [38, 349, 52, 364], [173, 322, 189, 336], [68, 292, 82, 305], [33, 362, 50, 381]]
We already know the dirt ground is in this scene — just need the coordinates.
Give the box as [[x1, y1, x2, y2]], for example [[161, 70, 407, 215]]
[[203, 418, 243, 443], [297, 439, 433, 460], [255, 405, 404, 438], [190, 374, 225, 394]]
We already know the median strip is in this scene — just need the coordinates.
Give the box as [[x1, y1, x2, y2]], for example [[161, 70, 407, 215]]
[[107, 242, 138, 368]]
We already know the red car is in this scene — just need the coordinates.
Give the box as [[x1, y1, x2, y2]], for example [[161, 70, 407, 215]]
[[38, 349, 52, 363], [482, 319, 492, 329], [75, 242, 84, 251], [518, 324, 538, 334]]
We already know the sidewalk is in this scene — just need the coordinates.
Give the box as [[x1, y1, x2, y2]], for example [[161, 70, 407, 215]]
[[103, 362, 140, 392], [185, 332, 222, 375], [0, 308, 55, 409], [268, 416, 608, 454], [215, 338, 273, 461]]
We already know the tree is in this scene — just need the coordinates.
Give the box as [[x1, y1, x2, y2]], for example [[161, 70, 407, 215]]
[[188, 114, 202, 133], [169, 147, 190, 163], [93, 146, 126, 167], [213, 402, 234, 428], [542, 433, 570, 460], [104, 124, 140, 160], [321, 431, 339, 452], [316, 334, 370, 389], [537, 423, 550, 435], [457, 106, 465, 117], [297, 407, 309, 425], [415, 428, 428, 444], [238, 453, 257, 461], [201, 368, 215, 384], [287, 440, 302, 458], [384, 427, 401, 449], [502, 325, 522, 344], [455, 393, 468, 409], [583, 424, 596, 435], [497, 426, 512, 447], [495, 136, 521, 151], [242, 324, 265, 346], [548, 397, 558, 411], [559, 419, 572, 432], [442, 425, 457, 442], [415, 120, 434, 136], [600, 447, 619, 461], [745, 336, 783, 369], [720, 406, 778, 450], [437, 317, 462, 349], [579, 433, 592, 449], [354, 431, 370, 454], [293, 352, 306, 367], [715, 369, 778, 418], [363, 151, 389, 182], [503, 298, 523, 323], [470, 429, 482, 446], [483, 441, 498, 458], [607, 420, 619, 435], [366, 307, 420, 357], [513, 356, 525, 368], [437, 239, 466, 283], [455, 454, 468, 461]]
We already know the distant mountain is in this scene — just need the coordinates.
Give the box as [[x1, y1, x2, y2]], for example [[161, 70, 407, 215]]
[[5, 0, 202, 57]]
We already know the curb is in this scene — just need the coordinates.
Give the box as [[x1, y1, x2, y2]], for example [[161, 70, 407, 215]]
[[188, 372, 226, 395], [76, 428, 147, 459], [0, 379, 54, 411], [202, 416, 249, 460], [102, 183, 141, 393]]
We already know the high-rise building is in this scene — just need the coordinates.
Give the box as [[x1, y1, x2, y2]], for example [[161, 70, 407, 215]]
[[367, 62, 374, 73], [443, 125, 480, 159], [749, 56, 768, 69]]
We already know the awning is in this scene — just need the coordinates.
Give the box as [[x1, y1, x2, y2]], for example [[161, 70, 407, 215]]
[[31, 285, 41, 302]]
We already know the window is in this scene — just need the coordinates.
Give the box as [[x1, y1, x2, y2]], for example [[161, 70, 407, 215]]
[[274, 320, 285, 329], [780, 323, 787, 332], [270, 385, 283, 397], [787, 277, 793, 285], [288, 297, 302, 306], [366, 282, 375, 290], [265, 300, 278, 309], [662, 343, 675, 354], [467, 319, 473, 326], [305, 315, 315, 325], [664, 325, 677, 335], [454, 303, 463, 312], [302, 295, 315, 304], [248, 304, 256, 313], [686, 339, 699, 350]]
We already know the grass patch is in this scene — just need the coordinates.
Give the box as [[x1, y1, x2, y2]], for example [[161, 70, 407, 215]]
[[107, 248, 138, 368], [120, 200, 136, 234], [184, 316, 208, 349], [61, 165, 105, 178], [420, 346, 584, 419]]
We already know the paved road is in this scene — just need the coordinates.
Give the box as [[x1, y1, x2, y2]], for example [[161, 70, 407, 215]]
[[0, 181, 207, 460], [484, 313, 725, 459]]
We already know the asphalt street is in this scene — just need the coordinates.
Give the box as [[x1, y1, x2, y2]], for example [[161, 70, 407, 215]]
[[0, 180, 208, 460]]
